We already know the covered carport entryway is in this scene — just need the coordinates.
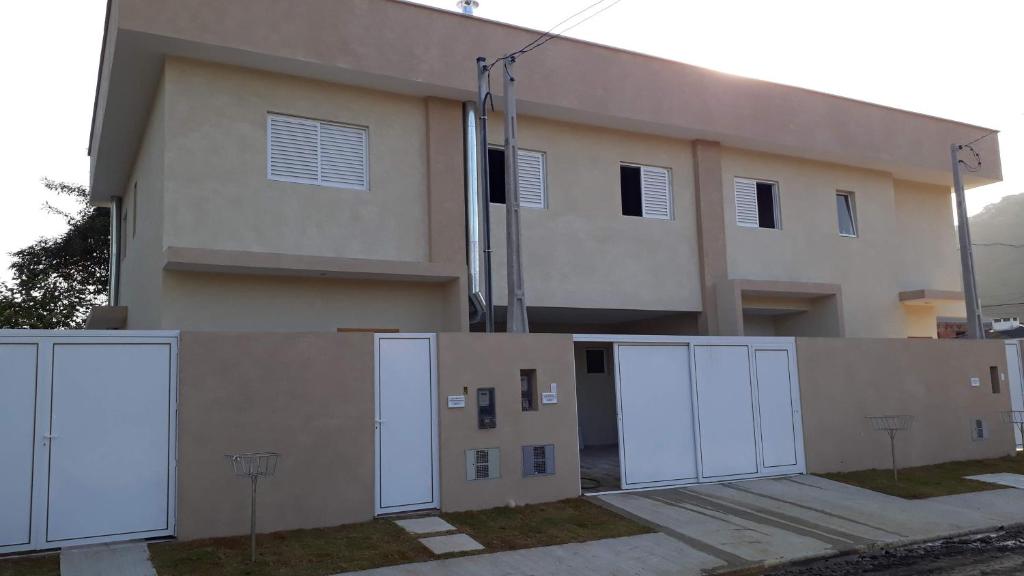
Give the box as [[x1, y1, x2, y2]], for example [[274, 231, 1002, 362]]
[[574, 335, 805, 492]]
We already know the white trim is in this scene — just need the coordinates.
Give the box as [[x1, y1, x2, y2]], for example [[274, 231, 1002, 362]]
[[373, 333, 440, 516]]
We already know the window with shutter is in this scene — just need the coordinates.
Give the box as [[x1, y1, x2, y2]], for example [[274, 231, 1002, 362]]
[[486, 147, 547, 208], [734, 177, 779, 229], [621, 163, 673, 219], [640, 166, 672, 219], [517, 150, 546, 208], [267, 113, 368, 190]]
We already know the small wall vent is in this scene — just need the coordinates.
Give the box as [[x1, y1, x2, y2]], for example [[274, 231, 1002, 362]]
[[522, 444, 555, 477], [466, 448, 500, 480]]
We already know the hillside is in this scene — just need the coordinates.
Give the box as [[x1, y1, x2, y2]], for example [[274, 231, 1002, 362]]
[[970, 193, 1024, 320]]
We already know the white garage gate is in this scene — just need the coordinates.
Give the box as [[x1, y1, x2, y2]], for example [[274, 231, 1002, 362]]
[[575, 335, 805, 490], [0, 331, 177, 553]]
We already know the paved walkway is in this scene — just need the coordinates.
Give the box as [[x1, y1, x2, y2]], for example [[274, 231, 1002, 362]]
[[347, 476, 1024, 575], [60, 542, 156, 576]]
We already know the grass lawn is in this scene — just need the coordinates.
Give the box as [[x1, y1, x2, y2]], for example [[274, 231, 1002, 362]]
[[0, 553, 59, 576], [821, 454, 1024, 499], [149, 498, 651, 576]]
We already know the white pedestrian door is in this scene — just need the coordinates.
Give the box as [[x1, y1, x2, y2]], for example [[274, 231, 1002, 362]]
[[1006, 342, 1024, 449], [615, 345, 698, 489], [375, 334, 439, 515], [610, 337, 804, 490], [0, 332, 177, 554]]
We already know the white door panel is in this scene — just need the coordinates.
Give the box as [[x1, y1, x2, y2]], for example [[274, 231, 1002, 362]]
[[615, 345, 697, 488], [47, 343, 172, 542], [755, 350, 798, 468], [376, 336, 438, 514], [0, 345, 37, 547], [694, 345, 758, 478], [1007, 342, 1024, 449]]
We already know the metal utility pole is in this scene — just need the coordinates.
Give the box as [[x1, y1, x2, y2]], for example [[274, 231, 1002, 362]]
[[951, 143, 985, 339], [476, 57, 495, 332], [503, 56, 529, 332]]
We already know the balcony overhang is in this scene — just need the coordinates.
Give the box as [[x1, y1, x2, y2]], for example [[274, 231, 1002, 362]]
[[898, 289, 965, 307], [163, 246, 463, 284]]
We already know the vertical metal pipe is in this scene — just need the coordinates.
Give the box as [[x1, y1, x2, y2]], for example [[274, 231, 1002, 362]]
[[951, 144, 984, 339], [503, 57, 529, 333], [108, 196, 122, 306], [250, 476, 258, 562], [463, 101, 485, 325], [476, 57, 495, 332]]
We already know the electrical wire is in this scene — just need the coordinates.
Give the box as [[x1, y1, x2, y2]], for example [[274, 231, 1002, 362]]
[[487, 0, 625, 69], [973, 242, 1024, 248], [963, 128, 999, 148]]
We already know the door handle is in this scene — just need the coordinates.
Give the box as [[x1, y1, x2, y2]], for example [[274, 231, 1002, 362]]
[[43, 432, 59, 439]]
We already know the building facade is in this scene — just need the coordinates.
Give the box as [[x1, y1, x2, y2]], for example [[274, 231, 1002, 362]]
[[87, 0, 1002, 338]]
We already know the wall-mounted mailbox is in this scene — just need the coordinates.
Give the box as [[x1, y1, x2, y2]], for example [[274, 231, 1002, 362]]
[[478, 387, 496, 429]]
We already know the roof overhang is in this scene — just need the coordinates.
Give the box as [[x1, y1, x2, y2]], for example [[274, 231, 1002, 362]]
[[89, 0, 1003, 203]]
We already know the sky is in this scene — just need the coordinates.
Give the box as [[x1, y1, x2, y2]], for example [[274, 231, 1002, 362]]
[[0, 0, 1020, 281]]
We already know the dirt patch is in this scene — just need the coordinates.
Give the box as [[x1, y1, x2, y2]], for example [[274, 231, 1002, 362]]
[[766, 527, 1024, 575]]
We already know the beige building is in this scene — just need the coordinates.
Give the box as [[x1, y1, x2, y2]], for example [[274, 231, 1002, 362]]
[[88, 0, 1002, 338]]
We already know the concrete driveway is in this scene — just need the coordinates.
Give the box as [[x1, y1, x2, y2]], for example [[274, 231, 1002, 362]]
[[596, 474, 1024, 573]]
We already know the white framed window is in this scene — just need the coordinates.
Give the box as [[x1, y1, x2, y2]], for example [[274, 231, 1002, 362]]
[[836, 191, 858, 237], [486, 147, 547, 208], [734, 177, 780, 229], [267, 113, 369, 190], [620, 163, 673, 220]]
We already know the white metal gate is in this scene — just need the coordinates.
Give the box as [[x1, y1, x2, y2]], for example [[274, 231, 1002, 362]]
[[578, 335, 805, 490], [1006, 341, 1024, 449], [374, 333, 439, 515], [0, 331, 177, 553]]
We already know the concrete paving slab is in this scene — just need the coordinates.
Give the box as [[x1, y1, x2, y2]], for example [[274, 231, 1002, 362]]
[[394, 516, 456, 535], [928, 488, 1024, 524], [346, 534, 722, 575], [965, 473, 1024, 489], [60, 542, 157, 576], [418, 533, 484, 555]]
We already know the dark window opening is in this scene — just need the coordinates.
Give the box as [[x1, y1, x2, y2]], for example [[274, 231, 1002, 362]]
[[585, 349, 606, 374], [620, 165, 642, 216], [521, 369, 537, 411], [991, 366, 1001, 394], [487, 148, 506, 204], [756, 181, 777, 229]]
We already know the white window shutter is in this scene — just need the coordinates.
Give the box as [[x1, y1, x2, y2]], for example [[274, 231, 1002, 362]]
[[319, 122, 368, 190], [640, 166, 671, 219], [268, 115, 319, 184], [517, 150, 546, 208], [734, 177, 759, 227]]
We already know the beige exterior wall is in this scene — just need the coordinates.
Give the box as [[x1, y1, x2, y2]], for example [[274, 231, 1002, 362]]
[[175, 331, 580, 539], [797, 338, 1013, 473], [119, 76, 166, 329], [162, 58, 430, 263], [437, 333, 580, 512], [160, 272, 459, 332], [176, 331, 375, 540], [722, 149, 963, 337], [487, 117, 702, 312]]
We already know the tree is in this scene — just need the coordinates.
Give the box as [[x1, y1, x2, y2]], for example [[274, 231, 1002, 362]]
[[0, 179, 110, 328]]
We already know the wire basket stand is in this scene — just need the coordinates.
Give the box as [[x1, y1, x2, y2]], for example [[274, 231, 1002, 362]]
[[1002, 411, 1024, 450], [226, 452, 280, 562], [866, 415, 914, 481]]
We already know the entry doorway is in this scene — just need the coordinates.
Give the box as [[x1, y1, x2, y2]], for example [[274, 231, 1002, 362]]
[[574, 335, 806, 493], [575, 344, 621, 492]]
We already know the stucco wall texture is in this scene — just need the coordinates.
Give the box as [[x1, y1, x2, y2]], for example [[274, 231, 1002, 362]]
[[175, 331, 581, 540], [797, 338, 1014, 474]]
